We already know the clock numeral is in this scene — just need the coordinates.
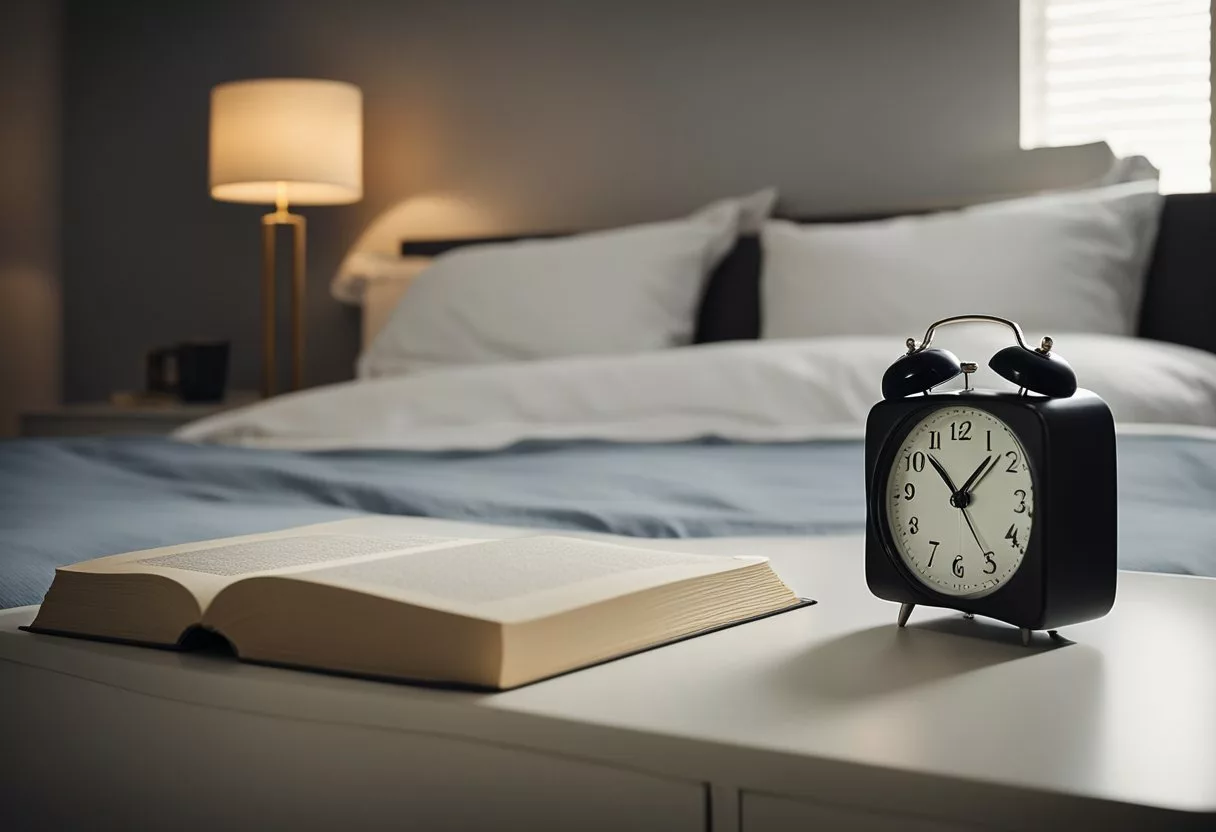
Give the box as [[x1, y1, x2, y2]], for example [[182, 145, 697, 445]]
[[926, 540, 940, 568], [986, 430, 992, 452], [903, 482, 915, 501], [951, 555, 964, 578], [1004, 524, 1020, 548], [1004, 450, 1019, 473], [905, 451, 926, 473], [950, 420, 972, 441], [983, 552, 997, 574], [908, 516, 919, 534], [1013, 489, 1027, 514], [928, 431, 941, 450]]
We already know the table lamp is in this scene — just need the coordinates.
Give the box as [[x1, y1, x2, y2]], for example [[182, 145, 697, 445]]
[[209, 78, 363, 396]]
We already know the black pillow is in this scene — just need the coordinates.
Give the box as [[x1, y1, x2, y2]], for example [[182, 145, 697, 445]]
[[693, 234, 762, 343]]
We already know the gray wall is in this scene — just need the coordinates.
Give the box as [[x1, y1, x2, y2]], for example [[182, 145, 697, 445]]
[[0, 1, 61, 434], [62, 0, 1036, 401]]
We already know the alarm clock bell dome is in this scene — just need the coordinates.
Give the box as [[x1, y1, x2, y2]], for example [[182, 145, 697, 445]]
[[988, 346, 1078, 398], [881, 348, 962, 399]]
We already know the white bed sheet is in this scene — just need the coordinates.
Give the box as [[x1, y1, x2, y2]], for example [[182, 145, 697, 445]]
[[177, 335, 1216, 451]]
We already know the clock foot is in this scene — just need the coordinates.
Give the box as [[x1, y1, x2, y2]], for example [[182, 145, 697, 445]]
[[1048, 629, 1059, 638], [897, 603, 915, 628], [1020, 627, 1033, 646]]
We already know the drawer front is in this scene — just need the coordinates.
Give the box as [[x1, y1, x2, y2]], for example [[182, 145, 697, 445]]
[[742, 791, 982, 832], [5, 662, 706, 831]]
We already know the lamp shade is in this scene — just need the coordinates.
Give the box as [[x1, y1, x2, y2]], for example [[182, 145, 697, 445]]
[[209, 78, 362, 206]]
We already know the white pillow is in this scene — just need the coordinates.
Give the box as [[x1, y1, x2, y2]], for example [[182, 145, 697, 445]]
[[359, 189, 776, 378], [761, 181, 1163, 341]]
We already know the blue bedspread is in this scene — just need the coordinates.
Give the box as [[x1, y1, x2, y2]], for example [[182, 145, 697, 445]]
[[2, 435, 1214, 608]]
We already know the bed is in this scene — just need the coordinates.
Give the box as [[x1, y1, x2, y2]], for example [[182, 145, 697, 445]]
[[4, 190, 1216, 610]]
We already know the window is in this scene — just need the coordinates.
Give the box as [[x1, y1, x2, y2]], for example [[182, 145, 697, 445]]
[[1021, 0, 1212, 193]]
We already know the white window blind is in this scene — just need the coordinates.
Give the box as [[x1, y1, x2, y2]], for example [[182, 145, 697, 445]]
[[1021, 0, 1212, 193]]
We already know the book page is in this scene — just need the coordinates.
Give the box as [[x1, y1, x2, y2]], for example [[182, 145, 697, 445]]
[[61, 520, 477, 609], [136, 534, 454, 576], [294, 535, 765, 621]]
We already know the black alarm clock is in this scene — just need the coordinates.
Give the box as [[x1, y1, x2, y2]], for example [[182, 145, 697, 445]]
[[865, 314, 1116, 645]]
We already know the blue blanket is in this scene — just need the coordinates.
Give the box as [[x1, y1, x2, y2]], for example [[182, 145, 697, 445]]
[[2, 435, 1214, 608]]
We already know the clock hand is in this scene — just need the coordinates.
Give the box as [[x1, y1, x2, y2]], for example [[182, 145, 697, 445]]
[[955, 500, 963, 573], [957, 455, 994, 496], [926, 454, 961, 496], [965, 455, 1000, 496], [960, 505, 992, 557]]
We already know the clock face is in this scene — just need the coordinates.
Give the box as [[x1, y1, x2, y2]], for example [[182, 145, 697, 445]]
[[885, 405, 1034, 598]]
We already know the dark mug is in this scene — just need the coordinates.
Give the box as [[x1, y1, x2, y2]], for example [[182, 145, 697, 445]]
[[147, 341, 230, 403]]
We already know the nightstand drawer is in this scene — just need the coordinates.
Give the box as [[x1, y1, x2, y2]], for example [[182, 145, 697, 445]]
[[742, 792, 981, 832], [3, 659, 706, 831]]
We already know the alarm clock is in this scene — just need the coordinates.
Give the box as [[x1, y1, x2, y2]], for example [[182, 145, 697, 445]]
[[865, 314, 1116, 645]]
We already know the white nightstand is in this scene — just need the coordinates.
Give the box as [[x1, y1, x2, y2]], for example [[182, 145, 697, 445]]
[[19, 392, 259, 438]]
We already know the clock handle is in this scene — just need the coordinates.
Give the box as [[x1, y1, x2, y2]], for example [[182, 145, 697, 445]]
[[905, 313, 1029, 354], [885, 313, 1077, 399]]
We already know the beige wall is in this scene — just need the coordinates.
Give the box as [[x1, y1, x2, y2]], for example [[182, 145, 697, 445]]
[[0, 1, 61, 435]]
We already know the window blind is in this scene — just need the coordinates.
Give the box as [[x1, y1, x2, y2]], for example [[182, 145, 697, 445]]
[[1021, 0, 1212, 193]]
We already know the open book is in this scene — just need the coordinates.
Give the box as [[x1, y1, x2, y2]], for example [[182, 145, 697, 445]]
[[29, 518, 805, 690]]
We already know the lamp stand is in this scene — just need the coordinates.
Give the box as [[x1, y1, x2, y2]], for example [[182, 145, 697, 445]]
[[260, 192, 306, 398]]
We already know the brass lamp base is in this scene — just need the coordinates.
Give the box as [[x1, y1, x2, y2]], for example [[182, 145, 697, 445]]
[[260, 196, 306, 398]]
